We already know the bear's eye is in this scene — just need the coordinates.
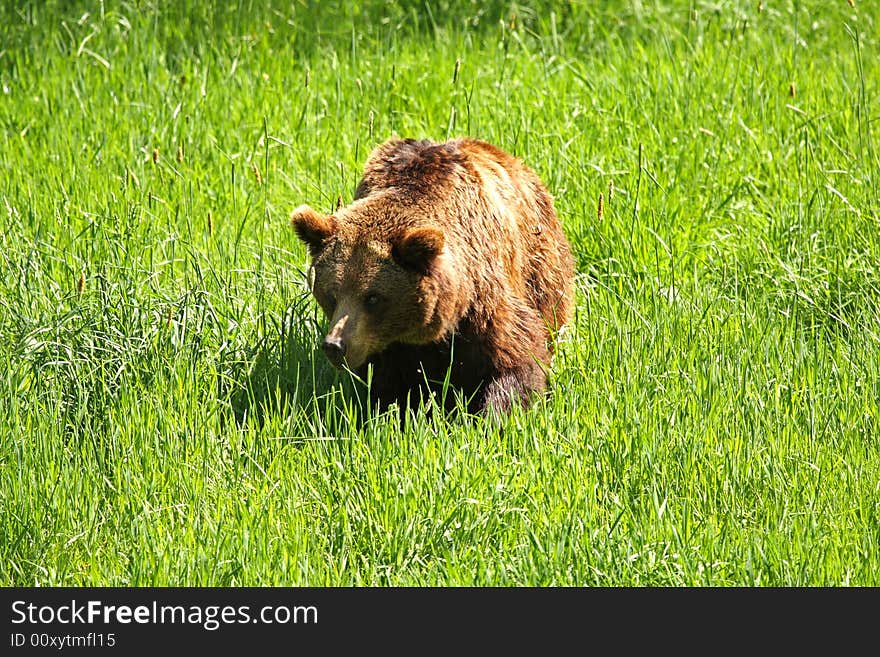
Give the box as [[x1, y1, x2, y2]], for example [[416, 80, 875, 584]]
[[365, 293, 380, 308]]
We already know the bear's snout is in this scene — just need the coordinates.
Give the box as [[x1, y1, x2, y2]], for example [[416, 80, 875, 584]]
[[322, 335, 347, 367], [322, 310, 370, 369]]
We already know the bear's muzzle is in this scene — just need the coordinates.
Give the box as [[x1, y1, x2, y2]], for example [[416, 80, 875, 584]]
[[322, 335, 347, 367]]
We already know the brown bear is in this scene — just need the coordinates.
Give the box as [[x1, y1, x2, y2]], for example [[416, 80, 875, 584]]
[[290, 137, 574, 415]]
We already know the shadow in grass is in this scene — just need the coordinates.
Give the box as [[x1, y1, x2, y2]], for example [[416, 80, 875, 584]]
[[220, 295, 370, 433], [219, 299, 494, 434]]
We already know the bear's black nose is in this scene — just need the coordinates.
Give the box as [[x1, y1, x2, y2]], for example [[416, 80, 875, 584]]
[[322, 336, 346, 366]]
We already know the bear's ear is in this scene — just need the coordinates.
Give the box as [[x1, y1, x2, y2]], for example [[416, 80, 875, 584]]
[[392, 227, 445, 274], [291, 205, 335, 256]]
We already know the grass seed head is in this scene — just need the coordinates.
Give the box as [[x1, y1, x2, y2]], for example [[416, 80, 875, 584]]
[[208, 211, 214, 237], [176, 146, 183, 163], [77, 272, 86, 296], [253, 163, 262, 186], [152, 148, 159, 164], [597, 192, 604, 222]]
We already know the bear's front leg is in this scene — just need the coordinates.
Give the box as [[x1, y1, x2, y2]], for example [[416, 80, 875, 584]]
[[358, 347, 426, 414], [478, 361, 548, 414], [475, 299, 553, 414]]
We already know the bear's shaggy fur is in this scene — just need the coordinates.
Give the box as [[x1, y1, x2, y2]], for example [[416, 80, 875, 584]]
[[291, 137, 574, 414]]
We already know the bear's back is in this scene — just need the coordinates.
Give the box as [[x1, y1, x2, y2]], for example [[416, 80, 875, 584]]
[[354, 138, 470, 200]]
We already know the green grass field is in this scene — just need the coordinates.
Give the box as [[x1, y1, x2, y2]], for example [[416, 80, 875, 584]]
[[1, 0, 878, 586]]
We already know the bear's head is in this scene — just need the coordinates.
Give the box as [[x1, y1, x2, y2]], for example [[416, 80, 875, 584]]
[[291, 202, 462, 370]]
